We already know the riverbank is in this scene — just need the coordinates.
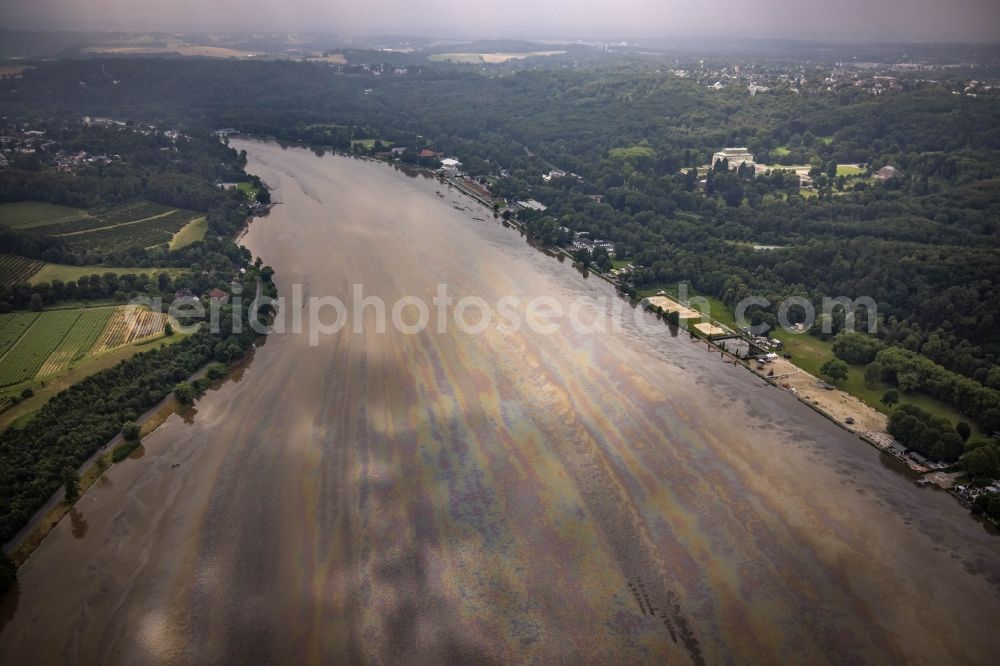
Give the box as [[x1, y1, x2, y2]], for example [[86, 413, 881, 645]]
[[3, 352, 254, 566], [2, 213, 271, 570], [421, 152, 989, 525]]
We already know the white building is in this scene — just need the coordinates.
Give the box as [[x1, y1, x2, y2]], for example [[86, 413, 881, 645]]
[[712, 147, 755, 170], [516, 199, 547, 212], [440, 158, 463, 173]]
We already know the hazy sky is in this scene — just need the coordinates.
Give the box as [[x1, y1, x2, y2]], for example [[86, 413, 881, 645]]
[[2, 0, 1000, 42]]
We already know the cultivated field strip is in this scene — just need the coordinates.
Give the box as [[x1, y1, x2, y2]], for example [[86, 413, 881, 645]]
[[0, 255, 44, 286], [6, 200, 204, 255], [93, 202, 174, 225], [0, 310, 82, 387], [37, 308, 116, 377], [0, 202, 92, 230], [0, 305, 167, 388], [92, 306, 166, 353], [12, 202, 171, 237], [0, 312, 40, 358], [62, 209, 203, 253], [31, 209, 175, 237]]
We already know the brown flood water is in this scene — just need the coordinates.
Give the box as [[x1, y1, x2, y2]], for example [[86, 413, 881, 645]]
[[2, 139, 998, 664]]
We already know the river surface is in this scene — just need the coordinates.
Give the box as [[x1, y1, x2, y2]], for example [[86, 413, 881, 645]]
[[2, 140, 998, 664]]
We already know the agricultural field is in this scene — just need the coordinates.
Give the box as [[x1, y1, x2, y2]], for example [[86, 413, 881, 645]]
[[169, 216, 208, 250], [60, 209, 205, 253], [2, 200, 206, 254], [0, 202, 92, 231], [0, 305, 169, 389], [83, 43, 254, 58], [28, 202, 174, 237], [427, 51, 566, 63], [306, 54, 347, 64], [0, 310, 81, 387], [93, 201, 174, 225], [37, 308, 115, 377], [28, 262, 188, 286], [92, 306, 166, 353], [0, 312, 40, 358], [0, 255, 44, 286]]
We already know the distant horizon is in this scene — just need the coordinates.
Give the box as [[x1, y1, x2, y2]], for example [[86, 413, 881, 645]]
[[1, 0, 1000, 44], [1, 25, 1000, 48]]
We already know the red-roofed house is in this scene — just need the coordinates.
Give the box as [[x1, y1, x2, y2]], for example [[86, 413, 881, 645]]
[[207, 287, 230, 305]]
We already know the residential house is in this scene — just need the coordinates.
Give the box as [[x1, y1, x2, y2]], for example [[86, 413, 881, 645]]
[[207, 287, 230, 305]]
